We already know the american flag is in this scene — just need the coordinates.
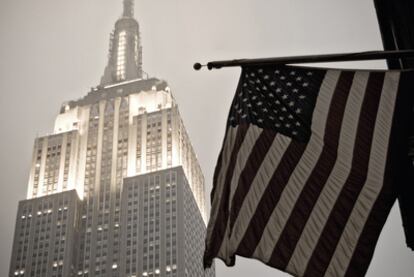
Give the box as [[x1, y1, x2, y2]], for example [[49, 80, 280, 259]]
[[204, 65, 414, 277]]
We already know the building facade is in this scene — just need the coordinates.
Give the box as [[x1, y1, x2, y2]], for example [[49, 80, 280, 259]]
[[9, 190, 82, 277], [9, 1, 213, 277], [121, 167, 214, 277]]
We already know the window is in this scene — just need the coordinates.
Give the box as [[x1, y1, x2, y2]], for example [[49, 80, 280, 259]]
[[116, 31, 127, 80]]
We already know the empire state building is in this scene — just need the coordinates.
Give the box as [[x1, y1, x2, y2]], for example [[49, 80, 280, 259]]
[[9, 1, 215, 277]]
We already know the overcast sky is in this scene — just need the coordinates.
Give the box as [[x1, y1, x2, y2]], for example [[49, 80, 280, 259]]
[[0, 0, 412, 276]]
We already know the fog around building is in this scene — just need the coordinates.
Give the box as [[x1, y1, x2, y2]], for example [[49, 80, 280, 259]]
[[0, 0, 412, 276]]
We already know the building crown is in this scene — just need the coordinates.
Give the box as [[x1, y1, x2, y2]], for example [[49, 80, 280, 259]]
[[100, 0, 143, 86]]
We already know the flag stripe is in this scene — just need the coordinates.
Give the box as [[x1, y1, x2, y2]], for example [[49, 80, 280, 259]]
[[326, 72, 400, 277], [343, 71, 412, 277], [303, 72, 385, 277], [206, 126, 239, 246], [204, 124, 249, 266], [228, 134, 291, 253], [285, 71, 370, 275], [210, 129, 231, 202], [217, 125, 263, 262], [228, 126, 266, 214], [251, 70, 341, 262], [236, 140, 307, 257], [229, 129, 278, 233], [263, 71, 354, 271], [345, 178, 395, 277]]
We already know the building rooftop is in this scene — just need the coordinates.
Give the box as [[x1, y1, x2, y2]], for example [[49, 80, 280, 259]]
[[61, 78, 169, 112]]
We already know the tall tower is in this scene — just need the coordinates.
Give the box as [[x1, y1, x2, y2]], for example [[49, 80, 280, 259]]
[[9, 1, 214, 277], [101, 0, 143, 85]]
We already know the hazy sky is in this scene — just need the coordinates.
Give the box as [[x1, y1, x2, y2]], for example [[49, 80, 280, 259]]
[[0, 0, 412, 276]]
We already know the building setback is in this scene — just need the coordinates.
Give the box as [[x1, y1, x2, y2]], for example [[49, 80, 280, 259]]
[[9, 1, 214, 277], [9, 190, 82, 277], [120, 167, 214, 277]]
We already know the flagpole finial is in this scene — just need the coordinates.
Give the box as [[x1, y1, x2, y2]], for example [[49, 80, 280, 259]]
[[193, 63, 203, 70], [193, 63, 216, 70]]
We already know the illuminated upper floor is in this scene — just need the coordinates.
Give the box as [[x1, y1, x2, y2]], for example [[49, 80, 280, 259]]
[[27, 79, 206, 221]]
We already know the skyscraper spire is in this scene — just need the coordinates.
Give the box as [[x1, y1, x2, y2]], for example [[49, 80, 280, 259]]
[[123, 0, 134, 17], [100, 0, 143, 86]]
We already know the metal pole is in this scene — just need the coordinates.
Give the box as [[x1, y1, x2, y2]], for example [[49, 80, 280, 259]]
[[193, 49, 414, 71]]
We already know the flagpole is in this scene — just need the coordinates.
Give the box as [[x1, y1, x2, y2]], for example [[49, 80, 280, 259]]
[[193, 49, 414, 70]]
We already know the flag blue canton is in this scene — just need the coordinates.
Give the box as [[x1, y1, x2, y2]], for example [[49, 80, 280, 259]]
[[228, 66, 325, 142]]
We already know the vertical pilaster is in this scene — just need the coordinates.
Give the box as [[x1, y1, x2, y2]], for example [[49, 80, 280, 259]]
[[38, 137, 48, 198], [57, 134, 68, 192], [161, 109, 168, 168]]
